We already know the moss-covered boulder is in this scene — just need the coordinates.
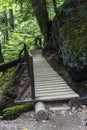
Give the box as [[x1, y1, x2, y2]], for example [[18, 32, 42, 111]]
[[52, 1, 87, 81]]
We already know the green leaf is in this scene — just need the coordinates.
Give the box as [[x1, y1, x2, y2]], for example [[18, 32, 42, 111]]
[[0, 116, 4, 120]]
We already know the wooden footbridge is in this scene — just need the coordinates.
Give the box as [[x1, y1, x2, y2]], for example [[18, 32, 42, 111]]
[[15, 44, 79, 103]]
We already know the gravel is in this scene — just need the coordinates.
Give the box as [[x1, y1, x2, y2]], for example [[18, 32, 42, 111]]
[[0, 103, 87, 130]]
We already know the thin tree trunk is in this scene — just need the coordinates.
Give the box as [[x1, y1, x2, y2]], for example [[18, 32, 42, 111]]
[[30, 0, 49, 38], [20, 1, 23, 13], [0, 43, 4, 63], [52, 0, 58, 13], [9, 9, 14, 30], [3, 11, 9, 42]]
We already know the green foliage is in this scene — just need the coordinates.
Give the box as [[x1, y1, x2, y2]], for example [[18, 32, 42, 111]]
[[0, 0, 65, 63], [0, 115, 3, 120], [2, 18, 41, 62], [0, 72, 3, 78], [0, 66, 18, 93], [2, 103, 33, 118]]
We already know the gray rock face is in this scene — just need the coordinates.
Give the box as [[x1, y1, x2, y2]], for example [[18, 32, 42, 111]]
[[49, 2, 87, 81]]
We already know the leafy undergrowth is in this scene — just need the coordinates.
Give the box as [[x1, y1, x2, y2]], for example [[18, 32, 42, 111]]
[[0, 66, 18, 94]]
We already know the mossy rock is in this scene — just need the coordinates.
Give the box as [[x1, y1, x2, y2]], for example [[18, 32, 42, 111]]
[[56, 1, 87, 81], [2, 103, 34, 119]]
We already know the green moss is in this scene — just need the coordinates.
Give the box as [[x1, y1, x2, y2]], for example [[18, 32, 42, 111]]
[[2, 103, 34, 118], [0, 66, 18, 94]]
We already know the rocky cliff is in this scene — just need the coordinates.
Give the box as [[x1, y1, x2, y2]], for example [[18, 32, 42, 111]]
[[49, 0, 87, 81]]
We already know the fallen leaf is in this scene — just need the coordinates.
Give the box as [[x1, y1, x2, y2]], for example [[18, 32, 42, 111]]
[[24, 128, 28, 130]]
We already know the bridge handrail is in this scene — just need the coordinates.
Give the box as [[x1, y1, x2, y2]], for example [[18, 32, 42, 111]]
[[24, 43, 35, 99]]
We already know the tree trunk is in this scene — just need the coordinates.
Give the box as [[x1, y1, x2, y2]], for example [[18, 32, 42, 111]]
[[3, 11, 9, 43], [0, 43, 4, 63], [52, 0, 58, 13], [20, 1, 23, 13], [9, 9, 14, 30], [30, 0, 50, 40]]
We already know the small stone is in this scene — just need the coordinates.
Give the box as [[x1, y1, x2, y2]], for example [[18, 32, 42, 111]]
[[82, 105, 86, 108], [72, 107, 76, 112], [68, 98, 81, 108], [60, 111, 67, 116], [41, 120, 46, 123], [54, 125, 57, 128], [30, 114, 34, 118]]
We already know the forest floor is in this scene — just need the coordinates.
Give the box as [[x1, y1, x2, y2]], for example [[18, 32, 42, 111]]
[[0, 49, 87, 130], [0, 103, 87, 130]]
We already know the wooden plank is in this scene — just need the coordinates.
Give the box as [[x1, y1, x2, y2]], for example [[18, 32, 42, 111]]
[[15, 94, 79, 104], [15, 98, 33, 104], [35, 77, 65, 81], [35, 74, 59, 77], [35, 78, 63, 82], [34, 66, 56, 69], [35, 82, 68, 86], [34, 64, 50, 66], [36, 91, 76, 97], [35, 84, 70, 88], [35, 76, 62, 80], [36, 94, 79, 100], [34, 65, 53, 68], [34, 71, 57, 74], [35, 86, 71, 91], [36, 93, 79, 98], [34, 69, 56, 72], [34, 64, 50, 67], [35, 80, 66, 84], [36, 89, 73, 94]]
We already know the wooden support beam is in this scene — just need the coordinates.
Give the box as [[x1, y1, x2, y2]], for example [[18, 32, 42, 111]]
[[35, 102, 49, 121], [0, 58, 21, 72], [16, 80, 31, 99], [29, 54, 35, 100]]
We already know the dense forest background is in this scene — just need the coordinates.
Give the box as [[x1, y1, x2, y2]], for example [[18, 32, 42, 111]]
[[0, 0, 87, 81], [0, 0, 87, 87], [0, 0, 63, 80]]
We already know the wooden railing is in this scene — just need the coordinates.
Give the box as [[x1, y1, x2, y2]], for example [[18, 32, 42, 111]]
[[15, 43, 35, 102], [24, 43, 35, 99]]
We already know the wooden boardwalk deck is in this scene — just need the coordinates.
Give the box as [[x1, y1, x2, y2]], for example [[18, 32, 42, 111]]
[[33, 50, 79, 101]]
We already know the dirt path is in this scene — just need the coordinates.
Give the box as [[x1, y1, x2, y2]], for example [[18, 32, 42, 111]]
[[0, 103, 87, 130]]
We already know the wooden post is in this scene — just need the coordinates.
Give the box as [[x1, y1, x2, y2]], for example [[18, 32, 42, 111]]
[[35, 102, 49, 121], [24, 43, 35, 99], [24, 43, 30, 75], [27, 53, 30, 75], [29, 54, 35, 99]]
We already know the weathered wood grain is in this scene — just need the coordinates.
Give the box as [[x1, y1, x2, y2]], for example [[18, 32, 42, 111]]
[[33, 52, 79, 101]]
